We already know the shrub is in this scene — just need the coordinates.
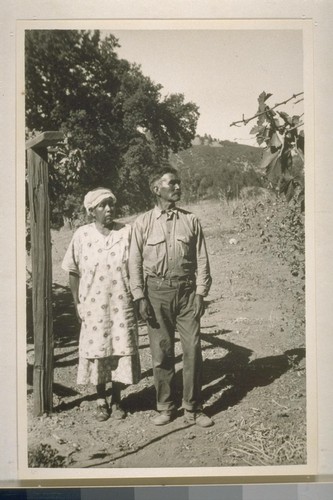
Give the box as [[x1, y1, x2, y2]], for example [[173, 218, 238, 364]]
[[28, 443, 66, 468]]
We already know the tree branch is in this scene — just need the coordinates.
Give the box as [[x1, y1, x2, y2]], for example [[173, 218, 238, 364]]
[[230, 92, 304, 128], [288, 122, 304, 133]]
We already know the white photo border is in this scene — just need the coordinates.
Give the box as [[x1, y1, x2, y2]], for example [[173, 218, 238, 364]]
[[15, 18, 316, 483]]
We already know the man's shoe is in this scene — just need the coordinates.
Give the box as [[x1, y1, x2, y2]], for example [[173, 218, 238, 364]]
[[111, 403, 126, 420], [95, 403, 109, 422], [184, 410, 214, 428], [152, 410, 175, 426]]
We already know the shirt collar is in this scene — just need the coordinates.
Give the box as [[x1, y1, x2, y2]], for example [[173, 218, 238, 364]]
[[154, 206, 178, 219]]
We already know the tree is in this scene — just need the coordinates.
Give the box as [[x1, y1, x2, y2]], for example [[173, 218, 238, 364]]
[[230, 91, 304, 209], [25, 30, 199, 222], [230, 92, 305, 281]]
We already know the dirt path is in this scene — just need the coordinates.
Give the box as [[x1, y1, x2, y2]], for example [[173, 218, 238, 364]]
[[27, 199, 306, 469]]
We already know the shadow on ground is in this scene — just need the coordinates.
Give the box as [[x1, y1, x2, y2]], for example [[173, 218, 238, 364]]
[[200, 331, 305, 416], [119, 332, 305, 418], [27, 284, 305, 419]]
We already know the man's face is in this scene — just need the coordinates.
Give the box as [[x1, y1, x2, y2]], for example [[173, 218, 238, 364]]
[[155, 173, 181, 203]]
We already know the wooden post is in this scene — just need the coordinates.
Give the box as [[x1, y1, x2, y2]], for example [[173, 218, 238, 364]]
[[26, 131, 64, 416]]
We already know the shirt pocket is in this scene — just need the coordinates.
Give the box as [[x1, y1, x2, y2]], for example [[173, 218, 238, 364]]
[[143, 234, 166, 266], [176, 233, 192, 259]]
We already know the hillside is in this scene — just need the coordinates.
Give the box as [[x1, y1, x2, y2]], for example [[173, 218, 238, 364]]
[[170, 140, 263, 201]]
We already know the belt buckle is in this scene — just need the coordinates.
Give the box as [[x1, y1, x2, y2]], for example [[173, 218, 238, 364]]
[[164, 276, 172, 287]]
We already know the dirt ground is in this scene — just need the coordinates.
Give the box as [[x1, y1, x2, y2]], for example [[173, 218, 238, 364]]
[[26, 199, 306, 469]]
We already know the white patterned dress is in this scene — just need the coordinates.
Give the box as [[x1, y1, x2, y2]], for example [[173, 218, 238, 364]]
[[62, 222, 140, 386]]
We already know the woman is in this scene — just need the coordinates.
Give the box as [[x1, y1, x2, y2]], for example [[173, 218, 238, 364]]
[[62, 187, 140, 421]]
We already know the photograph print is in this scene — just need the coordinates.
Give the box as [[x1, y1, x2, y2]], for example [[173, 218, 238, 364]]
[[21, 20, 315, 478]]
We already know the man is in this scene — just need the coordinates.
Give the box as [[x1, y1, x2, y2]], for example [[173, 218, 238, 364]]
[[129, 166, 213, 427]]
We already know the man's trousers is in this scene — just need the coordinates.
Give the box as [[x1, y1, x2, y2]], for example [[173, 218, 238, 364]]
[[146, 276, 203, 412]]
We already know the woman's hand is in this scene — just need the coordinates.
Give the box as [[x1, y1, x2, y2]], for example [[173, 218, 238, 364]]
[[69, 272, 82, 323], [74, 303, 83, 323]]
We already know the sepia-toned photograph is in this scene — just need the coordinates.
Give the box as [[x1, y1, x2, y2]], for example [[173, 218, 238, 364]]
[[18, 20, 315, 479]]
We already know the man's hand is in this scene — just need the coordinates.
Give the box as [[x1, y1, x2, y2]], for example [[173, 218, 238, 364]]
[[138, 298, 153, 322], [193, 294, 205, 319]]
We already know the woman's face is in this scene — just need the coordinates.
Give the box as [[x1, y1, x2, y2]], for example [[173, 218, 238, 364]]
[[92, 197, 116, 227]]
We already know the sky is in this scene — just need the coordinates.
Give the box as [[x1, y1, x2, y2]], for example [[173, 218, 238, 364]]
[[107, 29, 303, 145]]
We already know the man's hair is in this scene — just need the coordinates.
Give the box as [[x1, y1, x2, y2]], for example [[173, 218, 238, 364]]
[[149, 165, 179, 189]]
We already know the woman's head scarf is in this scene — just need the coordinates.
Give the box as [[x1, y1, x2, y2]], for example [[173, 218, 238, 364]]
[[83, 188, 117, 214]]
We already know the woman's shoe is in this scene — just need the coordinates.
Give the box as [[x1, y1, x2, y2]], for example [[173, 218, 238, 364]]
[[95, 403, 109, 422], [111, 403, 126, 420]]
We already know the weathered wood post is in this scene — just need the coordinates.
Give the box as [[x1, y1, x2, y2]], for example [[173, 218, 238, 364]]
[[26, 131, 64, 416]]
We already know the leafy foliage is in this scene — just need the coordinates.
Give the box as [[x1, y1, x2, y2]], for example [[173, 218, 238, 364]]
[[28, 443, 66, 468], [235, 195, 305, 287], [25, 30, 199, 224], [231, 91, 305, 286], [256, 198, 305, 281], [250, 91, 304, 205]]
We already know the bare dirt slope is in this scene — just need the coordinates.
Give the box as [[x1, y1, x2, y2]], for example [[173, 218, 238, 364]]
[[26, 199, 306, 469]]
